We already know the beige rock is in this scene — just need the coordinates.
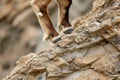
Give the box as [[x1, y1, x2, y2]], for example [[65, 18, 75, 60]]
[[3, 0, 120, 80]]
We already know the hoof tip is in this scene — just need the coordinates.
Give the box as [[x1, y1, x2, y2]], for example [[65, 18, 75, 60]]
[[52, 36, 61, 43], [63, 28, 73, 34]]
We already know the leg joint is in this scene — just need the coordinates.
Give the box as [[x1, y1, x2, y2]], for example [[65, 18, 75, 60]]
[[39, 5, 47, 14]]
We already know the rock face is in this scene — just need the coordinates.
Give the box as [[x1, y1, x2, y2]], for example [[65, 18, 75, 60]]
[[3, 0, 120, 80], [0, 0, 94, 79]]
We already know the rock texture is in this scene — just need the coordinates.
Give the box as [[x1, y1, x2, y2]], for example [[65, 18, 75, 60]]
[[3, 0, 120, 80], [0, 0, 94, 79]]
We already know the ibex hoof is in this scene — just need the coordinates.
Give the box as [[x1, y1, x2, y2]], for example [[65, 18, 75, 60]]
[[43, 34, 61, 43], [52, 36, 61, 43], [63, 27, 73, 34]]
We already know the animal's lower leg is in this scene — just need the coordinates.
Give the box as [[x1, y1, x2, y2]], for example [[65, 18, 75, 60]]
[[30, 0, 60, 43], [57, 0, 73, 34]]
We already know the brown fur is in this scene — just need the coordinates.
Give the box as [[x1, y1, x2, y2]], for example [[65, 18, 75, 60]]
[[30, 0, 72, 42]]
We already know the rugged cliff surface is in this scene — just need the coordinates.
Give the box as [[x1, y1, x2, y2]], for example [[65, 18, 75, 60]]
[[4, 0, 120, 80], [0, 0, 94, 79]]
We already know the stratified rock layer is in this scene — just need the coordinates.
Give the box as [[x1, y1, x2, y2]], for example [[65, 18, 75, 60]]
[[4, 0, 120, 80]]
